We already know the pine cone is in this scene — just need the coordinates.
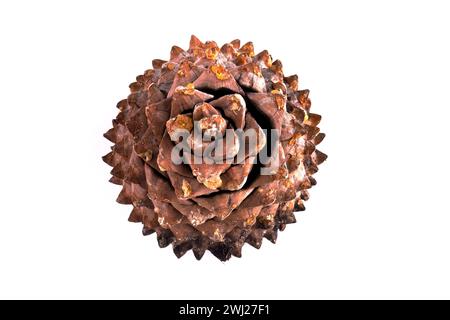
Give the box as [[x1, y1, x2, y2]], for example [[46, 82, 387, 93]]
[[103, 35, 327, 261]]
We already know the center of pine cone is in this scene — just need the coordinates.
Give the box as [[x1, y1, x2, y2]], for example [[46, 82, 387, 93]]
[[103, 35, 327, 261]]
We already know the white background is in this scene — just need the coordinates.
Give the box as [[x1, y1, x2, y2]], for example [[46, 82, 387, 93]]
[[0, 0, 449, 300]]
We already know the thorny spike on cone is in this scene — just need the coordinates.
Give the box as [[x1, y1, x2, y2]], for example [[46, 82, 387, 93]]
[[103, 36, 326, 261]]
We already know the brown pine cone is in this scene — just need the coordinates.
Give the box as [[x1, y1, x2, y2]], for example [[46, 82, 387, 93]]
[[103, 35, 327, 261]]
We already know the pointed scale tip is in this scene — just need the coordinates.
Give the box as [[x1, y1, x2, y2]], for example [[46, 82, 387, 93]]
[[116, 187, 132, 205], [209, 243, 232, 261], [173, 242, 192, 258], [240, 42, 255, 57], [313, 150, 328, 164], [246, 236, 262, 249], [189, 35, 203, 49], [264, 230, 278, 244], [170, 45, 185, 60], [128, 209, 142, 223], [102, 152, 114, 166], [109, 176, 122, 185], [142, 226, 155, 236], [152, 59, 167, 69], [230, 39, 240, 49], [314, 133, 326, 145], [193, 248, 206, 260], [103, 128, 116, 143], [231, 246, 242, 258]]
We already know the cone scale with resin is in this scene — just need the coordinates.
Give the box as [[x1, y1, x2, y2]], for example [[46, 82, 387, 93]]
[[103, 36, 327, 261]]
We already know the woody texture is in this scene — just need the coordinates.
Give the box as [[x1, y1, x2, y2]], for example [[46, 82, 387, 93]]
[[103, 35, 327, 261]]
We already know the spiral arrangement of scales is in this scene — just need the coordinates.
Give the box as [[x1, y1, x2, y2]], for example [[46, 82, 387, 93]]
[[103, 35, 327, 261]]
